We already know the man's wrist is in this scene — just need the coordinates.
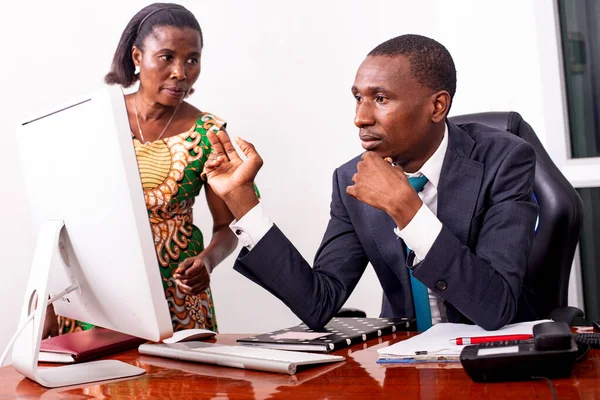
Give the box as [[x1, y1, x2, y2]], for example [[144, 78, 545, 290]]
[[388, 197, 423, 230], [229, 202, 273, 250], [394, 204, 442, 261], [223, 184, 259, 220]]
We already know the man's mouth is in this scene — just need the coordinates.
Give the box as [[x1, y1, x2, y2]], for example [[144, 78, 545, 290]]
[[359, 132, 382, 150]]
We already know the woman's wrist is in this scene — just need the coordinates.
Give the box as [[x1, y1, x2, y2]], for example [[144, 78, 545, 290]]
[[200, 228, 237, 273]]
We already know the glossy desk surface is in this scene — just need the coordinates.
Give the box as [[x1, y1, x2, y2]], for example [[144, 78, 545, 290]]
[[2, 333, 599, 399]]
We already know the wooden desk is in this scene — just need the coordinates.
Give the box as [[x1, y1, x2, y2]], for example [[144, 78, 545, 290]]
[[2, 333, 599, 399]]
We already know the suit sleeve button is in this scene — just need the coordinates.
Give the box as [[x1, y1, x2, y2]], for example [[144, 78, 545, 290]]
[[435, 280, 448, 291]]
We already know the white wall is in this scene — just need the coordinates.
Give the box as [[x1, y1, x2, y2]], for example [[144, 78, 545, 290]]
[[0, 0, 565, 357]]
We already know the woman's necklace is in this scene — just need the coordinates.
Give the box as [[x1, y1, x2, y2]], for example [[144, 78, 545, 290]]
[[133, 93, 180, 145]]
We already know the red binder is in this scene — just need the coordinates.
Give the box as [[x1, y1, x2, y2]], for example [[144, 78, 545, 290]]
[[38, 328, 146, 363]]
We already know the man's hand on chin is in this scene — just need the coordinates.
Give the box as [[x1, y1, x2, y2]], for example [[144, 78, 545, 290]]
[[345, 151, 422, 229]]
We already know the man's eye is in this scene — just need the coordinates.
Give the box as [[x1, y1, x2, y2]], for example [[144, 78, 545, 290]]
[[159, 55, 173, 61], [187, 58, 199, 65], [376, 95, 387, 103], [354, 95, 363, 104]]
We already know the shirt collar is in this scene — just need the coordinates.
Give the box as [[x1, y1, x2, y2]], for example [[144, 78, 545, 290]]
[[405, 123, 448, 189]]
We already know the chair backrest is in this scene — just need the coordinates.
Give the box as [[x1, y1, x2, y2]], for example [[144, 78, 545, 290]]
[[449, 112, 583, 318]]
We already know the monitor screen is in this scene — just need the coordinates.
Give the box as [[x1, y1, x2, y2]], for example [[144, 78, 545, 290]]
[[15, 86, 173, 342]]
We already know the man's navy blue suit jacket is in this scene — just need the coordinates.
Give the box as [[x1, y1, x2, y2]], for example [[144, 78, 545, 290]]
[[234, 121, 539, 330]]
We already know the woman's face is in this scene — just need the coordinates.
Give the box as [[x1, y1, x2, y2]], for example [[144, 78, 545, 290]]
[[132, 26, 202, 106]]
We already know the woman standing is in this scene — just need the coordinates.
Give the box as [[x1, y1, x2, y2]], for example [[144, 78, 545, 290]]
[[45, 3, 237, 335]]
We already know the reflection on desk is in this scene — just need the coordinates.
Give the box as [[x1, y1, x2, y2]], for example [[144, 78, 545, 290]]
[[138, 354, 345, 386], [2, 333, 600, 399]]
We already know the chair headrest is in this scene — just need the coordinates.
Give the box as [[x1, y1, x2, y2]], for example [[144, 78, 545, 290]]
[[449, 111, 523, 135]]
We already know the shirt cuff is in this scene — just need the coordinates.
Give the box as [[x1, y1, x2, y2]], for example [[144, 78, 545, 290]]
[[229, 203, 274, 251], [393, 204, 442, 262]]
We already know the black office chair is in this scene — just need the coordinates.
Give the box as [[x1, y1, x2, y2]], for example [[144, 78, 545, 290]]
[[337, 112, 585, 324]]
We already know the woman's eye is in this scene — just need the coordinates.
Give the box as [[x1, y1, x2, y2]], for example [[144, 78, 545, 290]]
[[187, 58, 199, 65], [159, 55, 173, 61]]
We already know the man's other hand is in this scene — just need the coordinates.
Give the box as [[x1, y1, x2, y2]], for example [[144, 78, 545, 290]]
[[204, 129, 262, 220]]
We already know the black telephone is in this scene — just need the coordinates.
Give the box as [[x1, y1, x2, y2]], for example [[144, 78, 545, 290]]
[[460, 321, 579, 382]]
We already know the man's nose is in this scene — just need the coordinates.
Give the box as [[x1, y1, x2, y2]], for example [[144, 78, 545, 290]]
[[354, 103, 375, 127]]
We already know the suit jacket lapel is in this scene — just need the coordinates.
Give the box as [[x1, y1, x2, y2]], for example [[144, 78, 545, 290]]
[[437, 122, 483, 245]]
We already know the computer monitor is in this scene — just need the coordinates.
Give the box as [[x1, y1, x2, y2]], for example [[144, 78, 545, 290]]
[[12, 85, 173, 387]]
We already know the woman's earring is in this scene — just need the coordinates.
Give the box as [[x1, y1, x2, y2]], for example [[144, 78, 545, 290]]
[[134, 65, 140, 75]]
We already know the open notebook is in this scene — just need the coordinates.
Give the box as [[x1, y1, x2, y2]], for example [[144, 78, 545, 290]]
[[138, 342, 345, 375]]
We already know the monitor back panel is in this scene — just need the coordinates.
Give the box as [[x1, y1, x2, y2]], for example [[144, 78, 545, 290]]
[[16, 86, 172, 341]]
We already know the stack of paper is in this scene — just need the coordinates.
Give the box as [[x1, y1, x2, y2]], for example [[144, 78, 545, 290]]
[[377, 320, 549, 363]]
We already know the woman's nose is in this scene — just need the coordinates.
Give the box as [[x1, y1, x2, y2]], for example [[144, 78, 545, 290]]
[[171, 62, 187, 80]]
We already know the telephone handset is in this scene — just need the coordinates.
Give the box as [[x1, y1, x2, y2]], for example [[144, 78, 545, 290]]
[[460, 321, 578, 382]]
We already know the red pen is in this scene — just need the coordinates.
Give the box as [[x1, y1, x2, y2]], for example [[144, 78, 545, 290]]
[[449, 334, 533, 345]]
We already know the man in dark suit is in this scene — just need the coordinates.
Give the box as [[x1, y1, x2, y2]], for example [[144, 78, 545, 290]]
[[201, 34, 538, 331]]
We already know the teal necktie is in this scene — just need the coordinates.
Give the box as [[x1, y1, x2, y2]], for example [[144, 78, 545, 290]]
[[406, 175, 432, 332]]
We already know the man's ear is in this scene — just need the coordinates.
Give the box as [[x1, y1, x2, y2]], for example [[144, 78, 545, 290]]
[[131, 45, 142, 68], [431, 91, 451, 123]]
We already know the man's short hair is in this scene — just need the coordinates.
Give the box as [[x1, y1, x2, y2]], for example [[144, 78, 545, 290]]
[[368, 34, 456, 101]]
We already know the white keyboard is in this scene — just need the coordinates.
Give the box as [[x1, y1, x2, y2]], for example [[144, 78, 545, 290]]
[[138, 342, 345, 375], [192, 343, 339, 363]]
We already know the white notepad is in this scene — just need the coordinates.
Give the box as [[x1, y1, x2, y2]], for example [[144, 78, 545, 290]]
[[377, 320, 550, 360]]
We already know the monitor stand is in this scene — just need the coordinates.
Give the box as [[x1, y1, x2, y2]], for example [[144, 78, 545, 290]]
[[11, 220, 145, 388]]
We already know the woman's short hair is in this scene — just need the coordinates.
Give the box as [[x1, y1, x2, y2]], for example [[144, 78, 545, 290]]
[[105, 3, 202, 88]]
